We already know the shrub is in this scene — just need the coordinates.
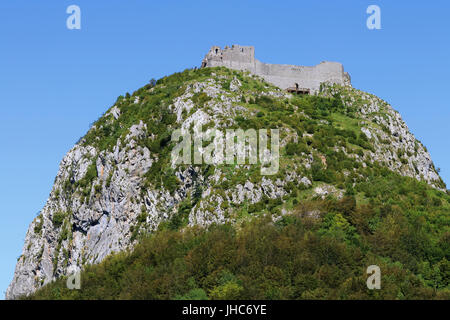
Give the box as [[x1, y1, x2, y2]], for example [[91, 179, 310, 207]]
[[52, 211, 66, 228], [34, 215, 44, 234]]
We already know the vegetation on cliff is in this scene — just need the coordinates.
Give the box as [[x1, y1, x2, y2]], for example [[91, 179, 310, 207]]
[[28, 170, 450, 299], [12, 67, 449, 300]]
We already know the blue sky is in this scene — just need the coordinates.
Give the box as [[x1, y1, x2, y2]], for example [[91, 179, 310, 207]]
[[0, 0, 448, 298]]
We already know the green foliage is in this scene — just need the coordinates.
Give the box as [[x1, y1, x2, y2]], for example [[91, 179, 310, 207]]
[[83, 161, 98, 185], [163, 169, 178, 195], [318, 212, 359, 246], [52, 211, 66, 228], [74, 160, 98, 200], [176, 288, 209, 300], [26, 177, 450, 300], [192, 92, 212, 106], [144, 158, 179, 195], [34, 214, 44, 235], [209, 281, 243, 300], [160, 198, 193, 231]]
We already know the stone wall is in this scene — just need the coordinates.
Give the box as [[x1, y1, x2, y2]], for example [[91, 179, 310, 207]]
[[201, 45, 351, 93]]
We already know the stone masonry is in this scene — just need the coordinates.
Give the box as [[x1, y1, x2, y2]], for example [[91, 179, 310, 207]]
[[201, 45, 351, 94]]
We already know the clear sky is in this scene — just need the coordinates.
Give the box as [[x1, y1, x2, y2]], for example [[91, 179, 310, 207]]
[[0, 0, 449, 298]]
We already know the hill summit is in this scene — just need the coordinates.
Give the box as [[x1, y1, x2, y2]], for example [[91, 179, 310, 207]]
[[7, 63, 449, 299]]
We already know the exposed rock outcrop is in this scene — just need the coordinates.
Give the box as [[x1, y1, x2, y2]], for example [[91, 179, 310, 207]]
[[6, 67, 444, 299]]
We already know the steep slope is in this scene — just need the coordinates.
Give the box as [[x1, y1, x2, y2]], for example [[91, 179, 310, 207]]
[[7, 67, 448, 299]]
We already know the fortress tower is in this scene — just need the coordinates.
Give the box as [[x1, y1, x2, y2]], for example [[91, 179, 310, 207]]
[[201, 45, 351, 94]]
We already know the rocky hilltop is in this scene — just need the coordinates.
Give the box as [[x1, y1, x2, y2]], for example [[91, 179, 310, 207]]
[[6, 66, 447, 299]]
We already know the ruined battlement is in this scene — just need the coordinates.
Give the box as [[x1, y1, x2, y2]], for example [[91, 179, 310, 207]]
[[201, 45, 351, 94]]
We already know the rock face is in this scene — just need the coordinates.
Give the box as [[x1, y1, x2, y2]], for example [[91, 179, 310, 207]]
[[6, 67, 445, 299], [318, 85, 443, 189]]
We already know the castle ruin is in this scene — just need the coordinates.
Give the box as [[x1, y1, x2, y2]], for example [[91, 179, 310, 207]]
[[201, 45, 351, 94]]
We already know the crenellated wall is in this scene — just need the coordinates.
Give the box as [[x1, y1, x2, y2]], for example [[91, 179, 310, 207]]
[[201, 45, 351, 94]]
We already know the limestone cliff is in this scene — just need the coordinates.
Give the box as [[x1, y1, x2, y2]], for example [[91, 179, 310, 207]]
[[6, 66, 445, 299]]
